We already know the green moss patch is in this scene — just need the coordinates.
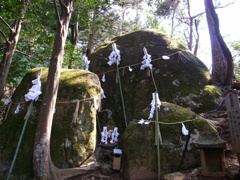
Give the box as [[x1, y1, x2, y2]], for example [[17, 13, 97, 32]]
[[0, 68, 101, 178]]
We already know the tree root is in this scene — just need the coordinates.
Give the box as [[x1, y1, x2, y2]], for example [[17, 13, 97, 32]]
[[59, 164, 100, 179]]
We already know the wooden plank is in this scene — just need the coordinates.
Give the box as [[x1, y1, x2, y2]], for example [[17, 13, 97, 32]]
[[224, 90, 240, 153]]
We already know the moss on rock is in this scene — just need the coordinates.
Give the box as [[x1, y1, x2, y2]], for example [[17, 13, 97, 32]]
[[121, 102, 224, 180], [89, 30, 219, 133], [0, 67, 101, 179]]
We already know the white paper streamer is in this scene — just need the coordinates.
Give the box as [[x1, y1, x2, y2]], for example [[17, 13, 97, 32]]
[[25, 69, 42, 102], [162, 55, 170, 60], [83, 56, 90, 71], [101, 89, 106, 99], [93, 95, 99, 109], [128, 66, 133, 72], [111, 127, 119, 143], [101, 74, 106, 82], [101, 126, 119, 144], [138, 119, 150, 125], [148, 92, 161, 119], [14, 104, 21, 114], [101, 126, 109, 144], [182, 123, 189, 136], [108, 43, 121, 66], [4, 97, 11, 105], [144, 120, 150, 124], [140, 47, 152, 70], [138, 119, 145, 124]]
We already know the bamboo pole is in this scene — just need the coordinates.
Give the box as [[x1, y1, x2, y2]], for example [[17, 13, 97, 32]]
[[116, 63, 128, 127], [150, 69, 162, 180], [7, 101, 34, 180]]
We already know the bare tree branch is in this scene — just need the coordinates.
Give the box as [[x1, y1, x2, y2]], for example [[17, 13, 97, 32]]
[[192, 12, 205, 19], [183, 2, 235, 20], [194, 19, 200, 56], [215, 2, 235, 9], [0, 16, 13, 31], [53, 0, 61, 24], [15, 50, 42, 61], [0, 30, 10, 43], [59, 0, 67, 10]]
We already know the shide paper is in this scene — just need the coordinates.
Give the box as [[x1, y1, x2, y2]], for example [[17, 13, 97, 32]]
[[149, 92, 161, 119], [101, 74, 106, 82], [140, 47, 152, 70], [83, 56, 90, 71], [100, 126, 119, 144], [25, 69, 42, 102], [181, 123, 189, 136], [108, 43, 121, 66]]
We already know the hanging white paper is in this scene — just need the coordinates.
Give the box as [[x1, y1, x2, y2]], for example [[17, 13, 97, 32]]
[[148, 92, 161, 119], [101, 89, 106, 99], [4, 97, 11, 105], [162, 55, 170, 60], [144, 120, 150, 124], [83, 56, 90, 71], [25, 69, 42, 102], [181, 123, 189, 136], [101, 74, 106, 82], [140, 47, 152, 70], [93, 95, 99, 110], [138, 119, 145, 124], [108, 43, 121, 66], [101, 126, 109, 144], [128, 66, 133, 72], [14, 104, 21, 114], [111, 127, 119, 143], [138, 119, 151, 125]]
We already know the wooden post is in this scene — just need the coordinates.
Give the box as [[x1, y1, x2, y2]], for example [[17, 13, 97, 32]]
[[224, 89, 240, 174], [224, 89, 240, 153]]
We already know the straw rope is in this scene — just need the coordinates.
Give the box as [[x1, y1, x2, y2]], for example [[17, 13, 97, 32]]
[[96, 50, 184, 76]]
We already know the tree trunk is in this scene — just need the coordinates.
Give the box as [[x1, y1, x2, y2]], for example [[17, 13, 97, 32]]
[[0, 0, 28, 99], [33, 0, 73, 179], [68, 20, 78, 69], [204, 0, 233, 86], [187, 0, 193, 51], [193, 19, 200, 56], [86, 6, 98, 57]]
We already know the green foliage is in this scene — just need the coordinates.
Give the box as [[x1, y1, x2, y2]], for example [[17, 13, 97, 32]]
[[1, 0, 55, 91], [229, 40, 240, 78], [63, 42, 84, 69]]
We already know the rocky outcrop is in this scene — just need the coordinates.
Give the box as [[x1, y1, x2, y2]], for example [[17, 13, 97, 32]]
[[89, 29, 222, 133], [121, 102, 224, 180], [0, 68, 102, 178]]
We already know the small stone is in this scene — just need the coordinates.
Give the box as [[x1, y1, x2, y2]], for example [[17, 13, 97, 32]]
[[100, 163, 114, 175], [189, 168, 201, 177], [162, 172, 186, 180]]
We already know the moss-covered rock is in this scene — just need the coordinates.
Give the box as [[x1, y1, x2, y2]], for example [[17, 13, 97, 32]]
[[89, 29, 221, 133], [121, 102, 224, 180], [0, 67, 102, 179]]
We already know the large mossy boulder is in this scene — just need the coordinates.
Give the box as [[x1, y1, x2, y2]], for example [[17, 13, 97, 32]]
[[121, 102, 224, 180], [89, 29, 222, 133], [0, 68, 102, 178]]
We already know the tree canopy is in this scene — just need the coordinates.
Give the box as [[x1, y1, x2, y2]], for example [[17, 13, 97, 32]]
[[0, 0, 238, 94]]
